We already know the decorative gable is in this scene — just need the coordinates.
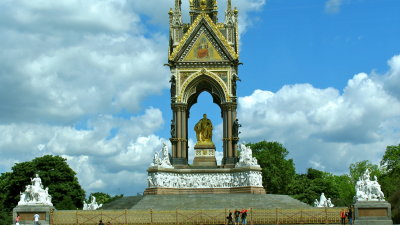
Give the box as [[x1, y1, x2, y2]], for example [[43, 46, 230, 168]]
[[169, 13, 238, 62], [182, 29, 225, 61]]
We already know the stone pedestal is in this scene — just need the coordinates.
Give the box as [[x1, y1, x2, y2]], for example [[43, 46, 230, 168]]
[[192, 144, 217, 167], [354, 201, 393, 225], [145, 166, 265, 195], [13, 205, 55, 225]]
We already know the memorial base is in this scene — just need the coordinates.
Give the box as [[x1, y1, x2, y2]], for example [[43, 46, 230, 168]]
[[354, 201, 393, 225], [193, 145, 217, 167], [13, 205, 55, 225], [145, 166, 265, 195], [144, 186, 266, 195]]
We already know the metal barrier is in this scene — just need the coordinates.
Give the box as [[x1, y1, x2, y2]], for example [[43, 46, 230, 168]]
[[51, 208, 344, 225]]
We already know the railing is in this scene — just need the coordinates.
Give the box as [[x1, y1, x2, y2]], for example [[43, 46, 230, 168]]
[[51, 208, 344, 225]]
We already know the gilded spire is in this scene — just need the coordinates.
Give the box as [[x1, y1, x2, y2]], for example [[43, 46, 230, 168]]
[[190, 0, 217, 11], [175, 0, 182, 12], [227, 0, 232, 10], [200, 0, 207, 10]]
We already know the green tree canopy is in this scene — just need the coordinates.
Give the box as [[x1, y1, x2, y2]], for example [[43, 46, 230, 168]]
[[380, 144, 400, 172], [247, 141, 296, 194], [0, 155, 85, 211], [349, 160, 381, 184], [379, 144, 400, 210], [287, 168, 340, 206], [332, 174, 355, 207], [88, 192, 123, 205]]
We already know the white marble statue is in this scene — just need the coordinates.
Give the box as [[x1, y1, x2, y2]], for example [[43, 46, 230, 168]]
[[83, 196, 102, 210], [314, 193, 334, 207], [18, 174, 53, 206], [147, 170, 263, 189], [150, 143, 173, 168], [235, 144, 260, 168], [355, 169, 385, 201], [326, 198, 334, 207], [313, 199, 319, 207]]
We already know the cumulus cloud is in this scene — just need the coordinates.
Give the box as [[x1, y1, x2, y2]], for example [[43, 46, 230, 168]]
[[0, 0, 169, 124], [0, 0, 268, 197], [238, 54, 400, 174], [383, 55, 400, 99], [0, 0, 171, 195], [0, 108, 166, 195]]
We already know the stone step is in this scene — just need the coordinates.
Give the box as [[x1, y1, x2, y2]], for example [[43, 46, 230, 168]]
[[100, 196, 144, 210], [130, 194, 311, 210]]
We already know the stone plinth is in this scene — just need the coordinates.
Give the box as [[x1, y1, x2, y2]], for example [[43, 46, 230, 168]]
[[193, 144, 217, 167], [131, 194, 311, 210], [144, 186, 265, 195], [145, 166, 265, 195], [13, 205, 55, 225], [354, 201, 393, 225]]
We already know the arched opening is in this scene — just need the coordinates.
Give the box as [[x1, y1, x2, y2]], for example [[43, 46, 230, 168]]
[[171, 71, 238, 168], [188, 91, 223, 164]]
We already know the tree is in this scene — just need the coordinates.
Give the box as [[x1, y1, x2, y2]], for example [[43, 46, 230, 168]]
[[349, 160, 381, 184], [0, 155, 85, 212], [248, 141, 296, 194], [287, 168, 340, 206], [0, 172, 12, 225], [388, 190, 400, 223], [379, 144, 400, 223], [332, 174, 355, 207], [380, 144, 400, 172], [88, 192, 123, 205]]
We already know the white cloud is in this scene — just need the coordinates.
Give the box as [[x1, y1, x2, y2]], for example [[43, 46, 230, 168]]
[[0, 108, 165, 195], [0, 0, 268, 197], [0, 0, 169, 124], [238, 54, 400, 174], [325, 0, 343, 14], [383, 55, 400, 99]]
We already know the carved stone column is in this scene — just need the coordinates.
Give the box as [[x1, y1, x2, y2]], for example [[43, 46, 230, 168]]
[[221, 102, 238, 167], [171, 103, 188, 167]]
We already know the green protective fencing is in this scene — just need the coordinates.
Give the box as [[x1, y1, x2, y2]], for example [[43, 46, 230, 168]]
[[51, 208, 345, 225]]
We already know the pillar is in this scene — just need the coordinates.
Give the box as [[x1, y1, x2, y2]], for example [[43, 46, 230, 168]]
[[171, 103, 188, 167], [222, 102, 238, 168]]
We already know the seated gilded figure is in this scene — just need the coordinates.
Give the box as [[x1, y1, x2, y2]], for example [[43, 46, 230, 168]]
[[194, 114, 214, 146]]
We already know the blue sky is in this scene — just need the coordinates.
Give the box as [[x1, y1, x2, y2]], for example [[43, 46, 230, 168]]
[[0, 0, 399, 197]]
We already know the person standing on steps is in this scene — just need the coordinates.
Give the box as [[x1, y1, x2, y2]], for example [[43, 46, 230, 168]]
[[234, 209, 240, 225], [33, 213, 40, 225], [226, 210, 234, 225], [240, 209, 248, 225], [340, 208, 346, 225], [15, 214, 20, 225], [347, 207, 353, 225]]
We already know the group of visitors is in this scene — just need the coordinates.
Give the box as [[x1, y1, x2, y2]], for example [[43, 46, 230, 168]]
[[226, 209, 249, 225], [15, 213, 39, 225], [340, 207, 353, 225], [98, 220, 112, 225]]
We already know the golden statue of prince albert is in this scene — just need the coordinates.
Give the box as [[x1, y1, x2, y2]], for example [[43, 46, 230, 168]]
[[194, 114, 214, 147]]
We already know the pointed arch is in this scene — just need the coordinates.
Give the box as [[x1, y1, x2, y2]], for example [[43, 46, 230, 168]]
[[179, 69, 229, 111]]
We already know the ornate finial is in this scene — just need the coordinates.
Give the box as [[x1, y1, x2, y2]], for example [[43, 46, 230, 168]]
[[227, 0, 231, 10], [234, 7, 238, 15], [169, 8, 173, 15], [175, 0, 182, 11], [200, 0, 207, 10]]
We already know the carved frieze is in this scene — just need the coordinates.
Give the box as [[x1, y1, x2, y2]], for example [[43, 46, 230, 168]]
[[147, 170, 263, 189]]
